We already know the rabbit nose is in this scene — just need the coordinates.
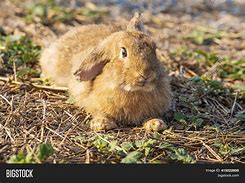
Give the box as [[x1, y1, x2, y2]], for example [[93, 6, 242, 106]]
[[136, 75, 148, 86]]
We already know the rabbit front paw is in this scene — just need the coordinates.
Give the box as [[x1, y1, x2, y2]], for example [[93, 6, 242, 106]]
[[90, 117, 117, 132], [143, 118, 167, 132]]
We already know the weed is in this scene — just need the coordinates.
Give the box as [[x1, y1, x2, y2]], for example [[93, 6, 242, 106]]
[[79, 2, 109, 18], [171, 48, 244, 93], [87, 134, 195, 163], [135, 139, 156, 156], [24, 1, 74, 24], [174, 112, 187, 122], [121, 151, 143, 163], [191, 76, 228, 95], [7, 152, 33, 164], [174, 111, 204, 129], [0, 34, 41, 79], [7, 143, 54, 164], [158, 142, 195, 163], [120, 142, 135, 152], [214, 143, 245, 157], [91, 135, 110, 152], [168, 148, 195, 163], [235, 112, 245, 121], [24, 1, 108, 24], [185, 29, 222, 45], [38, 143, 54, 161], [219, 59, 245, 80]]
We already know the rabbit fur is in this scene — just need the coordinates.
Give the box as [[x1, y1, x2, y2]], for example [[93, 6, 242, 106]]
[[40, 12, 172, 131]]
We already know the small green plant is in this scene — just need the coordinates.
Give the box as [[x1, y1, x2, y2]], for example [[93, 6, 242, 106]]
[[158, 142, 195, 163], [158, 142, 175, 149], [38, 143, 54, 161], [17, 67, 40, 78], [24, 1, 108, 24], [170, 48, 224, 67], [84, 134, 196, 164], [174, 111, 204, 129], [168, 148, 195, 163], [79, 2, 109, 18], [235, 112, 245, 121], [188, 30, 205, 44], [0, 35, 40, 65], [91, 136, 109, 152], [7, 152, 33, 164], [0, 34, 41, 79], [120, 142, 135, 152], [190, 116, 204, 129], [191, 76, 228, 95], [121, 151, 143, 163], [234, 84, 245, 96], [186, 29, 222, 45], [219, 59, 245, 80], [214, 143, 245, 157], [171, 47, 243, 95], [135, 139, 156, 156], [7, 143, 54, 164], [174, 112, 187, 122], [24, 1, 74, 24]]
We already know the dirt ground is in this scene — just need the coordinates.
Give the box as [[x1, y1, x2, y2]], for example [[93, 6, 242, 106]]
[[0, 0, 244, 163]]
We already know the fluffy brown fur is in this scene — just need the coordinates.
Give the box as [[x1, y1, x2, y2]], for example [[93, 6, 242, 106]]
[[40, 24, 119, 86], [40, 12, 172, 131]]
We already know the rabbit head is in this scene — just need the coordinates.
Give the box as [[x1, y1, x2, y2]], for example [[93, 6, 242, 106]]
[[74, 12, 165, 93]]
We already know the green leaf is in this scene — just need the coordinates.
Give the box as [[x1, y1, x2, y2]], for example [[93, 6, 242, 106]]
[[188, 30, 205, 44], [214, 143, 245, 156], [230, 147, 245, 155], [190, 76, 202, 82], [38, 143, 54, 161], [31, 4, 48, 17], [169, 148, 195, 163], [121, 151, 143, 163], [92, 136, 109, 151], [135, 140, 144, 148], [109, 140, 118, 151], [158, 143, 175, 150], [144, 147, 151, 157], [0, 34, 40, 78], [7, 152, 33, 164], [194, 118, 204, 126], [235, 112, 245, 121], [121, 142, 134, 152], [135, 139, 156, 148], [190, 116, 204, 128], [17, 67, 40, 79], [174, 112, 186, 122], [152, 132, 161, 139]]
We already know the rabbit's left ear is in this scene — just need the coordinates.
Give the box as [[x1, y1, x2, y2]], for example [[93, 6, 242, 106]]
[[73, 47, 110, 81], [126, 12, 145, 32]]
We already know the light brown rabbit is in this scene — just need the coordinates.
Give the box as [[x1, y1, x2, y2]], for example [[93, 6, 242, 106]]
[[40, 12, 172, 132]]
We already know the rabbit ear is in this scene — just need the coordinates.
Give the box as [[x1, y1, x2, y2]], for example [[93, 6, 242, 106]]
[[73, 47, 109, 81], [126, 12, 145, 32]]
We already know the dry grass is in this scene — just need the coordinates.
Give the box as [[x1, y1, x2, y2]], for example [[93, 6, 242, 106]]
[[0, 76, 244, 163]]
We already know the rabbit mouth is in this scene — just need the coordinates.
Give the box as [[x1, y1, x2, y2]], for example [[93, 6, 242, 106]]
[[123, 83, 155, 92]]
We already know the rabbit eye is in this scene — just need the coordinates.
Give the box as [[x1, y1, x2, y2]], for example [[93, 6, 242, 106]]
[[120, 47, 127, 58]]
